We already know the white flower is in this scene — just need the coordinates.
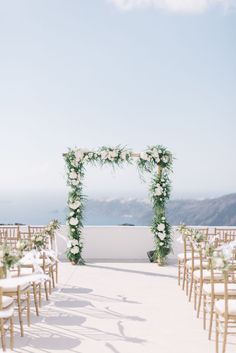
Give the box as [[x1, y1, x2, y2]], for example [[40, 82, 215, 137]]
[[71, 239, 79, 246], [155, 185, 163, 196], [69, 217, 78, 226], [71, 180, 79, 186], [69, 171, 77, 180], [69, 201, 81, 210], [37, 236, 43, 242], [214, 257, 224, 268], [70, 246, 79, 254], [75, 149, 84, 162], [140, 152, 149, 161], [157, 223, 165, 232], [162, 155, 169, 163], [121, 151, 128, 160], [158, 232, 166, 240], [0, 250, 4, 260], [70, 211, 75, 217], [159, 242, 164, 246], [101, 150, 108, 160]]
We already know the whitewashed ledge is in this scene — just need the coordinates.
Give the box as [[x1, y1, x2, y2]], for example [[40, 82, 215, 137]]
[[53, 225, 229, 262]]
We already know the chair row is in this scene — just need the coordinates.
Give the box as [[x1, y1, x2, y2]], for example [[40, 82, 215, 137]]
[[177, 225, 236, 353]]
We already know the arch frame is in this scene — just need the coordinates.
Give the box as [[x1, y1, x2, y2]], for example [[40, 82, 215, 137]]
[[63, 145, 173, 265]]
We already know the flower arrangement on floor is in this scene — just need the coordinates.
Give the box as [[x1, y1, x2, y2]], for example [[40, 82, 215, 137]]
[[64, 145, 173, 265]]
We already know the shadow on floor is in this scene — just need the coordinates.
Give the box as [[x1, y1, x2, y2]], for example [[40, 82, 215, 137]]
[[87, 264, 178, 280]]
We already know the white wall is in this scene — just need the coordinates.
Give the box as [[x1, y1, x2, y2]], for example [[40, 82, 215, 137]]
[[56, 225, 183, 261]]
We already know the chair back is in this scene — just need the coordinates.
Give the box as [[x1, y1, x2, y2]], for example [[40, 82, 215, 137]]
[[0, 226, 20, 249]]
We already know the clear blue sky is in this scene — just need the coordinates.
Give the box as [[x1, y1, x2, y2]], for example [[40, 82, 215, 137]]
[[0, 0, 236, 199]]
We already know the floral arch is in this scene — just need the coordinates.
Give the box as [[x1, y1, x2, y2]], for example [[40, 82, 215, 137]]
[[63, 146, 173, 265]]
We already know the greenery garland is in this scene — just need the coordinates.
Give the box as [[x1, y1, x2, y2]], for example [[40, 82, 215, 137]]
[[64, 145, 173, 265]]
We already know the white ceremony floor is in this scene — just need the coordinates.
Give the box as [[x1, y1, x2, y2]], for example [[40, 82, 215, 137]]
[[13, 261, 236, 353]]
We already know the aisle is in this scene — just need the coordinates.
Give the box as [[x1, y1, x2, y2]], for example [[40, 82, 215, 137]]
[[13, 262, 235, 353]]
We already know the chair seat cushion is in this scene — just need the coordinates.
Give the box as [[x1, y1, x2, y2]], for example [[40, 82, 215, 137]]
[[0, 277, 30, 293], [21, 258, 51, 267], [215, 299, 236, 316], [178, 252, 192, 260], [0, 306, 14, 319], [203, 283, 236, 296], [186, 260, 208, 269], [193, 270, 223, 281], [2, 296, 14, 308]]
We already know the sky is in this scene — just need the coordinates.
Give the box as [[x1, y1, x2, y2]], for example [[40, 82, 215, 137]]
[[0, 0, 236, 201]]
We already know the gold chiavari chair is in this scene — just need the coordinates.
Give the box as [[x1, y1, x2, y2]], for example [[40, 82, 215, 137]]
[[19, 231, 51, 305], [187, 240, 209, 302], [0, 288, 14, 351], [193, 246, 224, 318], [182, 227, 209, 296], [28, 225, 58, 287], [203, 253, 236, 340], [215, 265, 236, 353], [0, 276, 31, 337], [0, 226, 20, 249], [215, 228, 236, 245], [178, 234, 192, 288]]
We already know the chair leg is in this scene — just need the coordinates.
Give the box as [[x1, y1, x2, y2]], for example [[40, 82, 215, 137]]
[[208, 299, 214, 340], [182, 265, 186, 291], [17, 291, 24, 337], [51, 267, 56, 288], [222, 320, 227, 353], [0, 318, 6, 351], [216, 313, 219, 353], [197, 283, 203, 318], [44, 281, 49, 301], [188, 274, 193, 302], [194, 281, 197, 310], [33, 283, 39, 316], [10, 316, 14, 350], [203, 294, 206, 330], [56, 262, 58, 283], [27, 290, 31, 326], [186, 268, 189, 296], [39, 283, 42, 307], [178, 260, 181, 286]]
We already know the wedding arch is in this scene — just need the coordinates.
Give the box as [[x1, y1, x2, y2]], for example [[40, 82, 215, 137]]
[[63, 145, 173, 265]]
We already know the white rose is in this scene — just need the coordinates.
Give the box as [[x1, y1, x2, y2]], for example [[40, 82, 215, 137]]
[[214, 257, 224, 268], [69, 201, 81, 210], [121, 152, 128, 160], [157, 223, 165, 232], [70, 211, 75, 217], [158, 232, 166, 240], [101, 151, 108, 160], [140, 152, 148, 161], [75, 149, 84, 162], [155, 186, 163, 196], [162, 155, 169, 163], [69, 171, 77, 180], [71, 180, 79, 186], [71, 239, 79, 246], [70, 246, 79, 254], [69, 217, 78, 226]]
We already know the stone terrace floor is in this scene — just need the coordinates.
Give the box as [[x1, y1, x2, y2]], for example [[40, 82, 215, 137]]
[[12, 261, 236, 353]]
